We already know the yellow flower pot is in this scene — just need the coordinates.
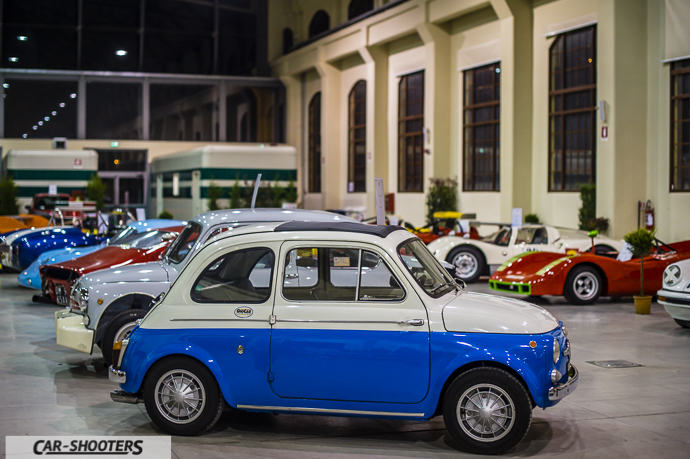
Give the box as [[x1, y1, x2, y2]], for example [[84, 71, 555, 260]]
[[634, 295, 652, 314]]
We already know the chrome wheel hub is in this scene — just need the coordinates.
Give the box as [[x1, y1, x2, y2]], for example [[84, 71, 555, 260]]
[[573, 272, 598, 300], [453, 253, 478, 278], [155, 370, 206, 424], [457, 384, 515, 442]]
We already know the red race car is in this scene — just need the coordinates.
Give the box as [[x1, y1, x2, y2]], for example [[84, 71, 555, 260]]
[[489, 239, 690, 304], [40, 226, 183, 306]]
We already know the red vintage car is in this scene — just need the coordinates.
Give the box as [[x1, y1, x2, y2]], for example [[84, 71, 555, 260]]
[[40, 226, 183, 305], [489, 239, 690, 304]]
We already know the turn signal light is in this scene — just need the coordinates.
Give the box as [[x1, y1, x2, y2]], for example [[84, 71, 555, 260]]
[[112, 340, 123, 369]]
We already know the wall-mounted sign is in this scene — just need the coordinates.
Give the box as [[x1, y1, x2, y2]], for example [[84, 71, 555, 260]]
[[73, 158, 82, 169]]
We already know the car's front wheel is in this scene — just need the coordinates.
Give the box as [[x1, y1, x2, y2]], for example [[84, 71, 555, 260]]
[[143, 357, 223, 436], [563, 265, 602, 305], [447, 246, 485, 283], [674, 318, 690, 328], [443, 367, 532, 455], [101, 309, 147, 366]]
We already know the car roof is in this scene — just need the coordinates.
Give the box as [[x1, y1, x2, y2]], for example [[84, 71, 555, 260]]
[[274, 221, 405, 238], [191, 208, 358, 227]]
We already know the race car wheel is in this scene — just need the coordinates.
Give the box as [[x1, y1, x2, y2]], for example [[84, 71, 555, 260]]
[[443, 367, 532, 455], [447, 246, 485, 284], [143, 356, 223, 436], [101, 309, 147, 366], [674, 319, 690, 328], [564, 265, 602, 305]]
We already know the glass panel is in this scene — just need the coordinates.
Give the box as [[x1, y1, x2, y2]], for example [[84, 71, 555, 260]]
[[4, 80, 78, 139], [398, 239, 455, 298], [150, 84, 217, 141], [192, 248, 274, 303], [96, 149, 147, 172], [359, 251, 404, 301], [119, 177, 145, 205], [87, 83, 142, 139], [166, 222, 201, 264]]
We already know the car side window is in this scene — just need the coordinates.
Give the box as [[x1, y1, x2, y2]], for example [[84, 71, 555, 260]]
[[191, 248, 274, 303], [516, 227, 548, 245], [282, 247, 403, 302]]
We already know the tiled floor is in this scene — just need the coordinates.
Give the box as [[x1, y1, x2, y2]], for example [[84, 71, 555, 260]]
[[1, 274, 689, 458]]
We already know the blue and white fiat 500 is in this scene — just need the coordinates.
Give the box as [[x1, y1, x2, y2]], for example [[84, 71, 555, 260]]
[[109, 222, 577, 455]]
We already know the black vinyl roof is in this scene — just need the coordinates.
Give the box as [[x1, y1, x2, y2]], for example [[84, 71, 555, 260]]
[[274, 221, 406, 238]]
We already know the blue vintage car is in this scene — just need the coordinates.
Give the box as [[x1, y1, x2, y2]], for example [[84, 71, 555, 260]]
[[0, 226, 105, 272], [18, 219, 186, 289], [108, 222, 577, 455]]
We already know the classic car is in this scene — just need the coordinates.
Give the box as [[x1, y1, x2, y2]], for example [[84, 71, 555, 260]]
[[657, 260, 690, 328], [18, 219, 186, 290], [106, 221, 577, 455], [0, 214, 50, 234], [39, 225, 184, 306], [54, 208, 358, 365], [0, 225, 104, 272], [427, 224, 624, 283], [489, 239, 690, 304]]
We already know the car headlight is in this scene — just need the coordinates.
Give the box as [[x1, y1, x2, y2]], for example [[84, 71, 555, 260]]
[[553, 339, 560, 364], [663, 264, 682, 287], [70, 283, 89, 314], [561, 323, 568, 338], [79, 288, 89, 312]]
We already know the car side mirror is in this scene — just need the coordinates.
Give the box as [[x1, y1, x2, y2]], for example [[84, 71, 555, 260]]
[[160, 233, 177, 242]]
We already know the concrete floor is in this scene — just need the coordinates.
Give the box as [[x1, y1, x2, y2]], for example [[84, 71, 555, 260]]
[[1, 273, 689, 459]]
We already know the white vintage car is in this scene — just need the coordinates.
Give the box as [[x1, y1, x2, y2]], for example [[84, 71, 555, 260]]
[[427, 224, 624, 283], [54, 209, 357, 365], [108, 221, 577, 455], [657, 260, 690, 328]]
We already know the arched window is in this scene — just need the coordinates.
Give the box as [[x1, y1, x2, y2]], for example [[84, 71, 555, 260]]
[[308, 92, 322, 193], [348, 80, 367, 192], [309, 10, 330, 38], [282, 28, 294, 55], [348, 0, 374, 20]]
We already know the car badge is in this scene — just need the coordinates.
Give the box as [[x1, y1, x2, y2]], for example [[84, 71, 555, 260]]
[[237, 345, 244, 355], [234, 307, 253, 318]]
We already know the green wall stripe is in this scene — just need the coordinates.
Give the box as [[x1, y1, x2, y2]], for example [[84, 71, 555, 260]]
[[16, 186, 86, 198], [8, 169, 96, 181], [155, 168, 296, 182]]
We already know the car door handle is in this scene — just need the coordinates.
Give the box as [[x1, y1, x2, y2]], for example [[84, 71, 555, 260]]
[[284, 273, 298, 279], [400, 319, 425, 326]]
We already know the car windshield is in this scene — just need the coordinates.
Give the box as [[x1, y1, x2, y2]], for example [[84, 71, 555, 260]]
[[108, 226, 136, 245], [398, 238, 456, 298], [482, 228, 512, 246], [35, 196, 68, 210], [114, 229, 176, 249], [164, 222, 201, 264]]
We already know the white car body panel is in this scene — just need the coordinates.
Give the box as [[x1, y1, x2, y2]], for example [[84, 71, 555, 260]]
[[657, 261, 690, 323]]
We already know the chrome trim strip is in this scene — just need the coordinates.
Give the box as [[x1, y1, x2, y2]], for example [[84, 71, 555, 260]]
[[236, 405, 425, 417], [169, 318, 268, 322], [276, 319, 422, 325]]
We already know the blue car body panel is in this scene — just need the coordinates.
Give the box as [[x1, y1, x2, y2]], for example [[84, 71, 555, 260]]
[[14, 227, 101, 270], [119, 325, 564, 419], [17, 219, 186, 289]]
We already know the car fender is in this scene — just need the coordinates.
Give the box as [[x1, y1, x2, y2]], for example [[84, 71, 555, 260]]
[[429, 237, 490, 262], [120, 340, 236, 406], [431, 332, 551, 408]]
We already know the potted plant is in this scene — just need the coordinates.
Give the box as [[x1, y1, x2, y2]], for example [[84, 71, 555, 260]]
[[623, 228, 656, 314]]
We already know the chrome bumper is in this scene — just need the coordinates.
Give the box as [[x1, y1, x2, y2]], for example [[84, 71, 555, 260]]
[[110, 389, 142, 404], [108, 365, 127, 384], [548, 364, 579, 401]]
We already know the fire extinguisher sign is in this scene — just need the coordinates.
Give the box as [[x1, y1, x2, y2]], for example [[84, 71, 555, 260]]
[[601, 126, 609, 141]]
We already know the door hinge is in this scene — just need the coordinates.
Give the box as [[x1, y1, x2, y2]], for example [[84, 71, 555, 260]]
[[267, 371, 274, 382], [269, 314, 276, 325]]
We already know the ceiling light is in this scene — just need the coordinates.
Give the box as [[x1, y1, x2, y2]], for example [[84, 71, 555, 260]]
[[17, 36, 28, 41], [52, 111, 57, 116], [2, 83, 8, 89], [33, 126, 37, 130], [8, 57, 18, 62], [44, 116, 49, 121], [59, 102, 65, 107], [70, 93, 76, 99], [22, 134, 28, 138], [115, 50, 128, 57], [38, 121, 43, 126]]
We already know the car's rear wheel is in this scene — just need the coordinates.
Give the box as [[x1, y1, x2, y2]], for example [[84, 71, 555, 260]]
[[447, 246, 485, 284], [674, 318, 690, 328], [101, 309, 147, 366], [443, 367, 532, 455], [564, 265, 602, 305], [143, 357, 223, 436]]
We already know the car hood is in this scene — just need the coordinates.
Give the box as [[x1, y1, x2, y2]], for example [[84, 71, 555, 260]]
[[442, 292, 558, 334], [80, 260, 171, 286], [48, 246, 160, 275]]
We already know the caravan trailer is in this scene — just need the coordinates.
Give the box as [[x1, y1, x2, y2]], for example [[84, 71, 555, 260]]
[[2, 149, 98, 211], [150, 144, 297, 220]]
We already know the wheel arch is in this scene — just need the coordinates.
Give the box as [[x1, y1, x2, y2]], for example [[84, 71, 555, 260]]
[[564, 261, 609, 296], [432, 360, 538, 417], [446, 244, 489, 275], [95, 293, 156, 344]]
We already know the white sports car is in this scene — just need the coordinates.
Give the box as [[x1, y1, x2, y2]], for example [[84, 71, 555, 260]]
[[427, 224, 624, 283], [657, 261, 690, 328]]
